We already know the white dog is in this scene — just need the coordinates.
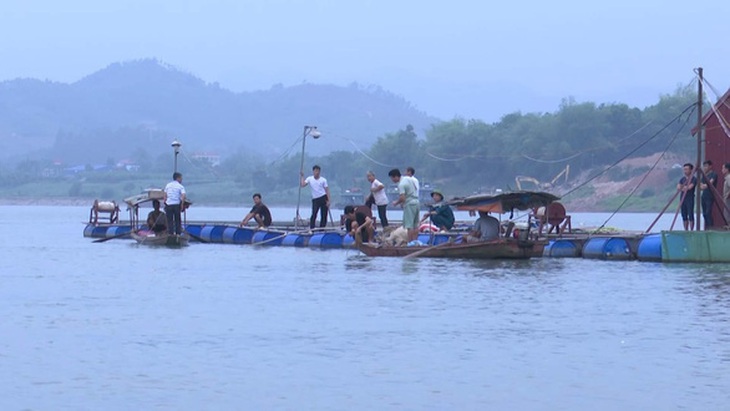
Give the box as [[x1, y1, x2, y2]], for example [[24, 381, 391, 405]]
[[380, 225, 408, 247]]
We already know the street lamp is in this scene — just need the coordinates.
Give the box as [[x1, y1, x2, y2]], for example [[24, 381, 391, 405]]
[[295, 126, 320, 227], [171, 139, 182, 173]]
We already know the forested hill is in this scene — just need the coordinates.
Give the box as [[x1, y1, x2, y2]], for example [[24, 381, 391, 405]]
[[0, 59, 437, 162]]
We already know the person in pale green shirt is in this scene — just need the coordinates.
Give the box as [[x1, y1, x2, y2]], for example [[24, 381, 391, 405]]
[[389, 168, 420, 245]]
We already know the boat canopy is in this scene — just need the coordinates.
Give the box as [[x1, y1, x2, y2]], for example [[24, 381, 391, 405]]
[[446, 191, 559, 214], [123, 188, 193, 208], [123, 188, 165, 208]]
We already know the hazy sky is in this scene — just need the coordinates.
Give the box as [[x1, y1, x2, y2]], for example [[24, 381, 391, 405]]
[[1, 0, 729, 120]]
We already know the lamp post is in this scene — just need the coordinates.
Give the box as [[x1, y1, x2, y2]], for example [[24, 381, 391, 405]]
[[171, 139, 182, 174], [295, 126, 321, 227]]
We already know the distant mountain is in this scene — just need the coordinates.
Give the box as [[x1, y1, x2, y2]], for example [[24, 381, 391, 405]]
[[0, 59, 438, 162]]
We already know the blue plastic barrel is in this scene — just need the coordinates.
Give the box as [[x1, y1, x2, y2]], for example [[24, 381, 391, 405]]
[[200, 225, 226, 243], [433, 234, 451, 245], [184, 224, 202, 238], [252, 231, 284, 246], [222, 227, 255, 244], [417, 234, 433, 245], [308, 232, 343, 248], [545, 239, 581, 258], [637, 234, 662, 262], [582, 237, 632, 260], [91, 226, 109, 238], [282, 234, 307, 247], [105, 226, 126, 238], [83, 224, 96, 237], [342, 234, 355, 247]]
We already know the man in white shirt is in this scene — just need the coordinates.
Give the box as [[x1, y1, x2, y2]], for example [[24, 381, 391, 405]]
[[406, 166, 420, 199], [300, 165, 331, 229], [163, 172, 186, 235], [367, 171, 389, 228]]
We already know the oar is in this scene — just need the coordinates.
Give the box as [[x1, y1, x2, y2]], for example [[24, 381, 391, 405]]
[[403, 240, 452, 259], [92, 229, 134, 243], [184, 229, 208, 243], [253, 228, 310, 246]]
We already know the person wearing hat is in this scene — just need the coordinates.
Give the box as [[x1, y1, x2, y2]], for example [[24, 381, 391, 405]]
[[421, 189, 455, 231]]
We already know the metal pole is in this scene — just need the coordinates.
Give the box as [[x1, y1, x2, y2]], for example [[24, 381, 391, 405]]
[[695, 67, 703, 230], [171, 140, 181, 174], [295, 126, 310, 228]]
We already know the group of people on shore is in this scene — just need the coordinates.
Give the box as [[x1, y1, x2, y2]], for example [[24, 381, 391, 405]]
[[677, 160, 730, 230]]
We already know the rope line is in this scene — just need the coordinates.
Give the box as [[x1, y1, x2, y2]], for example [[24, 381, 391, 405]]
[[561, 102, 697, 199], [590, 104, 696, 234]]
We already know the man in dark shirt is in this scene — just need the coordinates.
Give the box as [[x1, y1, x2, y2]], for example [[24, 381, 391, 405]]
[[677, 163, 697, 231], [343, 205, 374, 243], [700, 160, 718, 230], [146, 199, 167, 234], [240, 193, 272, 228]]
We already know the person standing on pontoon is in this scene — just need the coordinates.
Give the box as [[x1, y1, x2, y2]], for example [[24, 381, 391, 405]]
[[676, 163, 697, 231], [163, 172, 186, 235], [300, 165, 331, 229], [700, 160, 718, 230], [723, 163, 730, 225]]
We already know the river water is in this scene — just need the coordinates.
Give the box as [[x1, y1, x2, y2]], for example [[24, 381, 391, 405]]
[[1, 206, 729, 410]]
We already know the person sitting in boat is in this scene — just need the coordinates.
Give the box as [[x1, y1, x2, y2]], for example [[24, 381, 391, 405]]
[[421, 189, 454, 231], [343, 205, 374, 243], [146, 200, 167, 234], [465, 211, 500, 242], [240, 193, 273, 229]]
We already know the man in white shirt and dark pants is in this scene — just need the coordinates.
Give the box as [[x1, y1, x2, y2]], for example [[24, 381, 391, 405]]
[[163, 172, 186, 235], [300, 165, 331, 229]]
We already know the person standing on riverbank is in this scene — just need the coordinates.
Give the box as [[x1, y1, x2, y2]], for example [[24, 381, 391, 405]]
[[301, 165, 331, 229], [163, 172, 186, 235]]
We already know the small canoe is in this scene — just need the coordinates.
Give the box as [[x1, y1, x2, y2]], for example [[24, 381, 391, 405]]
[[131, 231, 190, 247], [357, 238, 546, 259]]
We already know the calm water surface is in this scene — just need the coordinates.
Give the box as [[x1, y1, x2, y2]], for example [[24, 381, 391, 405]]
[[1, 206, 729, 410]]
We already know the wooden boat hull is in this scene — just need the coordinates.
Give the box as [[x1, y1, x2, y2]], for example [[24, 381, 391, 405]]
[[131, 231, 190, 247], [358, 239, 546, 259]]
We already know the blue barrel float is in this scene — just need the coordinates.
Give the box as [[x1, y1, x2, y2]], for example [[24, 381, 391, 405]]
[[184, 224, 202, 239], [636, 233, 662, 262], [544, 239, 581, 258], [342, 234, 355, 247], [582, 237, 633, 260], [282, 233, 307, 247], [251, 231, 285, 246], [200, 225, 227, 243], [308, 232, 343, 248], [222, 227, 255, 244]]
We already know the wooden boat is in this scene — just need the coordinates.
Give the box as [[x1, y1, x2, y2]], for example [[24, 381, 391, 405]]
[[121, 188, 193, 247], [359, 190, 558, 259], [358, 238, 546, 259], [130, 230, 190, 247]]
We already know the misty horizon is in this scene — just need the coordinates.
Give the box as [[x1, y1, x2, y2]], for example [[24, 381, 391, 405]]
[[1, 0, 729, 121]]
